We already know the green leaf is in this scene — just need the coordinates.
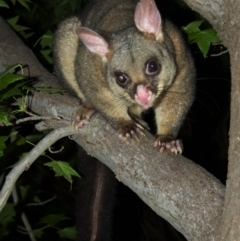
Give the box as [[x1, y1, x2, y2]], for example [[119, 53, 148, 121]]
[[0, 109, 10, 126], [0, 135, 9, 145], [0, 88, 22, 102], [0, 74, 25, 91], [40, 214, 69, 226], [45, 161, 80, 184], [198, 41, 211, 58], [0, 80, 31, 102], [188, 28, 220, 57], [0, 203, 16, 224], [0, 135, 9, 157], [0, 227, 9, 238], [19, 30, 35, 40], [10, 0, 17, 5], [34, 87, 67, 94], [0, 132, 18, 157], [39, 30, 53, 49], [16, 136, 26, 145], [0, 64, 23, 76], [0, 0, 9, 8], [7, 16, 30, 32], [201, 28, 220, 43], [33, 230, 44, 238], [58, 226, 77, 240], [182, 20, 204, 34], [25, 133, 47, 143], [18, 152, 28, 159], [188, 31, 200, 43], [3, 135, 26, 158], [18, 0, 32, 11], [19, 185, 30, 199], [68, 0, 78, 12], [33, 195, 42, 203], [0, 203, 16, 238], [40, 49, 53, 64]]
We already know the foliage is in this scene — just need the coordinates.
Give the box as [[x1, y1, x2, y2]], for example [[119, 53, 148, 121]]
[[0, 64, 79, 240], [45, 161, 80, 187], [0, 1, 83, 239], [0, 0, 86, 66], [183, 20, 221, 57], [0, 203, 16, 237], [0, 64, 31, 125]]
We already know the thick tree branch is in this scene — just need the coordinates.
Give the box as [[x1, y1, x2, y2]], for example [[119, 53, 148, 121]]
[[0, 15, 225, 241]]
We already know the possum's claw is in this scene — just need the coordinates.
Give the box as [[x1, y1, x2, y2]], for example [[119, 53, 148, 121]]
[[154, 135, 183, 154], [118, 121, 145, 141], [72, 105, 95, 129]]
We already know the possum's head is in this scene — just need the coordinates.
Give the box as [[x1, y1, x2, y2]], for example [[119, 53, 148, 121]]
[[75, 0, 177, 110], [107, 27, 177, 110]]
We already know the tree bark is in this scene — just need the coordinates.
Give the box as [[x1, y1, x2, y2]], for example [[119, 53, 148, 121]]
[[182, 0, 240, 240], [0, 8, 229, 241]]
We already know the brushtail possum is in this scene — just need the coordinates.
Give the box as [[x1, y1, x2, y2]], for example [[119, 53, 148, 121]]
[[54, 0, 195, 154]]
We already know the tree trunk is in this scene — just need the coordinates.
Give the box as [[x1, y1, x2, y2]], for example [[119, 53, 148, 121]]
[[183, 0, 240, 240]]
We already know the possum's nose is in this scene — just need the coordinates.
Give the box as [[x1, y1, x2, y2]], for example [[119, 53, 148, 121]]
[[134, 84, 153, 109]]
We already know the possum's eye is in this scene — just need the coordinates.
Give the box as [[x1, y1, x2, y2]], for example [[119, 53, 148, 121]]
[[145, 59, 161, 75], [115, 72, 129, 86]]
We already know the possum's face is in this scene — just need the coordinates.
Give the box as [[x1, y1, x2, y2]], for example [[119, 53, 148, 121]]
[[106, 28, 177, 109]]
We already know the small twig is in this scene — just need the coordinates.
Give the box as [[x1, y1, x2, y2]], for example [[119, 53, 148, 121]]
[[16, 115, 61, 124], [17, 225, 28, 231], [211, 43, 223, 46], [210, 49, 228, 57], [27, 196, 57, 206], [69, 135, 78, 140], [18, 225, 50, 233], [12, 186, 37, 241], [24, 110, 38, 116], [48, 146, 64, 153], [17, 229, 30, 235]]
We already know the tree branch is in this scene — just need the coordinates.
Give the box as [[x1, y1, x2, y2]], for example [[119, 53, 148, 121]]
[[0, 15, 225, 241]]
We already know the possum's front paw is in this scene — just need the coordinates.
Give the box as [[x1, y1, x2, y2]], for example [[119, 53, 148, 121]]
[[72, 105, 95, 129], [118, 121, 145, 140], [154, 135, 183, 154]]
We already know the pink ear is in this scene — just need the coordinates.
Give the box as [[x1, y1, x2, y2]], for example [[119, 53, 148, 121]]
[[134, 0, 162, 39], [76, 27, 109, 56]]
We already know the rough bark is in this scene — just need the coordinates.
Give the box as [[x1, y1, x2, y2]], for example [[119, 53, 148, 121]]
[[182, 0, 240, 240], [0, 8, 230, 241]]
